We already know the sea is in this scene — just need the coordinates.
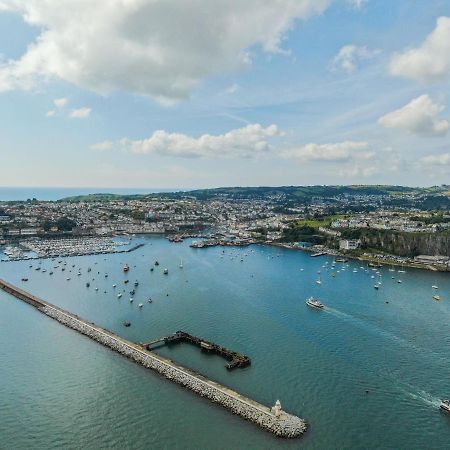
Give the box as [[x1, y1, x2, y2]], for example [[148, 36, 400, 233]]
[[0, 235, 449, 449], [0, 187, 177, 201]]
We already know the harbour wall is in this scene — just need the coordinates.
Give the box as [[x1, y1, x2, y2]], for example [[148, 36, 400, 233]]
[[0, 279, 307, 438]]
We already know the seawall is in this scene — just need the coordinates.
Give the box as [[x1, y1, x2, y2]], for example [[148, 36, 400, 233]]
[[0, 279, 307, 438]]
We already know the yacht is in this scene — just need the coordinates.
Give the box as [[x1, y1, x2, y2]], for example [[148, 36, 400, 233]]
[[306, 297, 324, 309], [440, 400, 450, 413]]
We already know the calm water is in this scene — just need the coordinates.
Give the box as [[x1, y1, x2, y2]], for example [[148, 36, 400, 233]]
[[0, 236, 449, 449]]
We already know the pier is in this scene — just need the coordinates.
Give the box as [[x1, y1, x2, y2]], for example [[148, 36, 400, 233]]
[[142, 331, 251, 370], [0, 279, 307, 438]]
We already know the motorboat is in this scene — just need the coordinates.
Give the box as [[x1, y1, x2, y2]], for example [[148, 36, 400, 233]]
[[433, 295, 441, 301], [138, 303, 143, 308], [163, 268, 169, 275], [440, 399, 450, 413], [432, 285, 438, 290], [123, 264, 129, 272], [306, 297, 324, 309]]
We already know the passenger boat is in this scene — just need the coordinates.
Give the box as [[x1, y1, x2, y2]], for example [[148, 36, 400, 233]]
[[306, 297, 324, 309], [440, 399, 450, 413]]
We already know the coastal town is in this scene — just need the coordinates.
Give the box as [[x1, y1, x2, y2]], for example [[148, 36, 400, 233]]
[[0, 185, 449, 271]]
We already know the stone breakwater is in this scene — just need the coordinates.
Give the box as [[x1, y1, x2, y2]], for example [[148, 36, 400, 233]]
[[39, 304, 307, 438]]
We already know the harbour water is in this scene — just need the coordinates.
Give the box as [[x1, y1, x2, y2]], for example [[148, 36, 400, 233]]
[[1, 235, 450, 449]]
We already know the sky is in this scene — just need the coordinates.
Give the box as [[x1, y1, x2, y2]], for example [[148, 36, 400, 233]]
[[0, 0, 449, 189]]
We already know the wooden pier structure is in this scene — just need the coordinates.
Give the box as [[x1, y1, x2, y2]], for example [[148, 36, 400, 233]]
[[142, 331, 251, 370]]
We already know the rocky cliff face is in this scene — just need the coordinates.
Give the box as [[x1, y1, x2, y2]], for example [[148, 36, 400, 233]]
[[361, 231, 450, 257]]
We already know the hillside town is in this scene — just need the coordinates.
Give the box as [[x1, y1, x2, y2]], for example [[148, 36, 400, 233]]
[[0, 188, 449, 270]]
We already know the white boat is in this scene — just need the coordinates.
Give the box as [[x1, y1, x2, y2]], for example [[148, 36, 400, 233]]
[[433, 295, 441, 301], [179, 259, 183, 269], [397, 280, 402, 284], [117, 293, 122, 298], [138, 303, 143, 308], [163, 268, 169, 275], [432, 285, 438, 290], [316, 278, 322, 285], [306, 297, 324, 309], [440, 400, 450, 413], [129, 298, 134, 303]]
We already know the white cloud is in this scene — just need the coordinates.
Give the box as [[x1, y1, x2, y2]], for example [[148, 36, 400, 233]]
[[347, 0, 368, 10], [284, 141, 374, 162], [70, 107, 91, 119], [389, 16, 450, 82], [224, 83, 240, 94], [0, 0, 330, 103], [331, 45, 380, 73], [96, 123, 280, 159], [53, 97, 68, 108], [91, 140, 114, 151], [421, 153, 450, 166], [378, 94, 449, 136]]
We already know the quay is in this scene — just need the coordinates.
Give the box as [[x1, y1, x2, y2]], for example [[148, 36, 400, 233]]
[[0, 279, 307, 438], [142, 330, 251, 370]]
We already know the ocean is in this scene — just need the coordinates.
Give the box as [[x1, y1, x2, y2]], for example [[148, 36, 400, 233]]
[[0, 235, 449, 449]]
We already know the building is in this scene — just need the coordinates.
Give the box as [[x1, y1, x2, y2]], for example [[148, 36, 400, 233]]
[[339, 239, 361, 250]]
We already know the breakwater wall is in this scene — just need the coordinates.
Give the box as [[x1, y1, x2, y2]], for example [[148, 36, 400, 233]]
[[0, 279, 306, 438]]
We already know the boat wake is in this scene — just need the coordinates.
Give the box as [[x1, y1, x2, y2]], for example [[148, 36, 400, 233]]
[[398, 384, 441, 409], [324, 307, 450, 368]]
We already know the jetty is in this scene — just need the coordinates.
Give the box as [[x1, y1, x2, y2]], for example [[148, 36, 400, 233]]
[[0, 279, 307, 438], [142, 331, 251, 370]]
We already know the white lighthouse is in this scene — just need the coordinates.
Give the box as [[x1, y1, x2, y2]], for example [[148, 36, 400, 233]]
[[272, 399, 282, 418]]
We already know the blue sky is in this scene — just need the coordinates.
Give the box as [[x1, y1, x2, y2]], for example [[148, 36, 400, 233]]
[[0, 0, 449, 189]]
